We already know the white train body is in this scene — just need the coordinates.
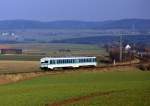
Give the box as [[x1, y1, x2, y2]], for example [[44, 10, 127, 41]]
[[40, 56, 97, 70]]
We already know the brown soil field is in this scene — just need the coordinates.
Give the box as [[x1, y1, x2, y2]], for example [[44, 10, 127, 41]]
[[0, 61, 40, 74], [0, 60, 40, 84], [0, 45, 11, 49]]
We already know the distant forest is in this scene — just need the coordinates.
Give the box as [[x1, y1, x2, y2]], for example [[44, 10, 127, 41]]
[[52, 35, 150, 45], [0, 19, 150, 30]]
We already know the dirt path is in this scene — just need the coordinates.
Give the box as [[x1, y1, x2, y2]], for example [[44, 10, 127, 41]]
[[47, 90, 125, 106]]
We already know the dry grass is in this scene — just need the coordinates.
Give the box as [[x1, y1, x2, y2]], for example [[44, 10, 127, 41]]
[[0, 59, 140, 85], [0, 72, 46, 84], [0, 60, 140, 85]]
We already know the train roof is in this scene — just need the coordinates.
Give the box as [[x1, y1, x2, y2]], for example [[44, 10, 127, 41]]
[[41, 56, 96, 60]]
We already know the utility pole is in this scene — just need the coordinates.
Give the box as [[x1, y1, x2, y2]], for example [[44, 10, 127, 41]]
[[119, 33, 123, 62]]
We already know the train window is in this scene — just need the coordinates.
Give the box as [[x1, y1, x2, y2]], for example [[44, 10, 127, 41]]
[[60, 60, 62, 64], [87, 59, 89, 62], [49, 60, 52, 64], [81, 59, 84, 63], [90, 58, 92, 62], [71, 59, 73, 63], [66, 59, 68, 63], [91, 58, 93, 62], [57, 60, 60, 64], [89, 59, 91, 62], [92, 58, 94, 62], [68, 59, 70, 63], [71, 59, 75, 63], [50, 60, 55, 64], [69, 59, 71, 63], [59, 60, 62, 64], [50, 60, 52, 64], [79, 59, 81, 63], [75, 59, 79, 63], [62, 60, 64, 64], [83, 59, 85, 62], [83, 59, 86, 62], [79, 59, 82, 63], [64, 59, 66, 64], [65, 59, 67, 63], [79, 59, 84, 63], [85, 59, 87, 62], [59, 60, 61, 64], [87, 58, 92, 62], [86, 59, 88, 62], [63, 60, 65, 64]]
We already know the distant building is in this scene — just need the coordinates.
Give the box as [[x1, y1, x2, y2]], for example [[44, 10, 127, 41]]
[[0, 49, 22, 54], [125, 44, 131, 51]]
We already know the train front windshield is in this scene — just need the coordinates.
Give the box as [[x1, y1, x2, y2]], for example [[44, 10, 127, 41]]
[[41, 60, 48, 64]]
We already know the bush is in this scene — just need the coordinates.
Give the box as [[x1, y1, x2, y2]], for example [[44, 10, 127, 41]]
[[138, 64, 150, 71]]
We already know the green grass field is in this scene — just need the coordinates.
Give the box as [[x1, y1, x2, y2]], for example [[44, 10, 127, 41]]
[[0, 70, 150, 106]]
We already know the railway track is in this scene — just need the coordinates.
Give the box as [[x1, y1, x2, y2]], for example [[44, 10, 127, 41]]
[[0, 62, 140, 75], [70, 62, 140, 71]]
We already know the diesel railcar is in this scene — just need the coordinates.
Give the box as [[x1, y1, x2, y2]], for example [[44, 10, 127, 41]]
[[40, 56, 97, 70]]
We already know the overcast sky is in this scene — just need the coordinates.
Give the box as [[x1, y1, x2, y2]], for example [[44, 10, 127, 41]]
[[0, 0, 149, 21]]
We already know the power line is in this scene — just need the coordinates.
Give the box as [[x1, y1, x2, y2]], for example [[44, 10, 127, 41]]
[[119, 33, 123, 62]]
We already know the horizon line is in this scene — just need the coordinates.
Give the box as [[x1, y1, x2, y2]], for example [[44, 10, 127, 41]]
[[0, 18, 150, 22]]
